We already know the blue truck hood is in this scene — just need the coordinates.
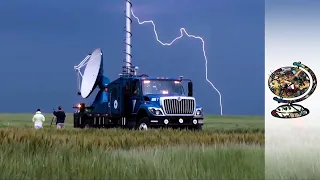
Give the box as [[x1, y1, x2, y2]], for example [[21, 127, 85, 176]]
[[143, 94, 201, 109]]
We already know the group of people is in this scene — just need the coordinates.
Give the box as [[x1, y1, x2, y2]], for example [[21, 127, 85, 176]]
[[32, 106, 66, 129]]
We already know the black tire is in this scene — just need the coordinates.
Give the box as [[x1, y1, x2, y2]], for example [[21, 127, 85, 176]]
[[191, 124, 203, 131], [135, 117, 150, 130], [74, 117, 80, 128], [81, 120, 91, 129]]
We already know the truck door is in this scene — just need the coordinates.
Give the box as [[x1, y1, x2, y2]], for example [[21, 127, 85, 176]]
[[109, 83, 121, 117], [131, 79, 142, 113]]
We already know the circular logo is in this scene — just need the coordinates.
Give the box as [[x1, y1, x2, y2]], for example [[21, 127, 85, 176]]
[[268, 66, 311, 99], [268, 62, 317, 119], [114, 100, 118, 109]]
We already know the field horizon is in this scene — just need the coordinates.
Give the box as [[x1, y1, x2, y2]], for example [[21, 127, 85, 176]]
[[0, 113, 264, 131]]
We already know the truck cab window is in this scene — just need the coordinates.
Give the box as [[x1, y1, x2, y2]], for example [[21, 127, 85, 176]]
[[142, 80, 184, 95]]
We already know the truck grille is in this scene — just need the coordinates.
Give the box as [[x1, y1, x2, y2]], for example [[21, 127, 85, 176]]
[[163, 98, 195, 115]]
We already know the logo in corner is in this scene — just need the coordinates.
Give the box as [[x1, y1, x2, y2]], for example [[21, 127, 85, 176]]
[[114, 100, 118, 109]]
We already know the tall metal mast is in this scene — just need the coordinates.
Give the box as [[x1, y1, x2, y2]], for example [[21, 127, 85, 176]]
[[124, 0, 132, 75]]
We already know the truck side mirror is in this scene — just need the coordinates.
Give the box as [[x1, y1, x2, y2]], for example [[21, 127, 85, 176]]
[[188, 82, 193, 96]]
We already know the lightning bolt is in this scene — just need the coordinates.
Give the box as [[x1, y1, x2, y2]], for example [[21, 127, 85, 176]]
[[131, 9, 223, 115]]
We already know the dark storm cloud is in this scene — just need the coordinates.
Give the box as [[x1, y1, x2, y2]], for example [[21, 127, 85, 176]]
[[0, 0, 264, 115]]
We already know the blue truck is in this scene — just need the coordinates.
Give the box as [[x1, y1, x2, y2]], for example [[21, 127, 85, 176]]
[[73, 2, 205, 130], [73, 75, 204, 130], [73, 52, 204, 131]]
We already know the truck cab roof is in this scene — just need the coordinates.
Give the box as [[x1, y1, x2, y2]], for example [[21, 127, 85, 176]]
[[108, 75, 188, 84]]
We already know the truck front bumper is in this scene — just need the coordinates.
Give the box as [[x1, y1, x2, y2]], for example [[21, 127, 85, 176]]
[[148, 116, 203, 127]]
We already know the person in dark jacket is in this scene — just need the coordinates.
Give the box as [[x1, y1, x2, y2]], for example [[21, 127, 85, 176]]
[[53, 106, 66, 129]]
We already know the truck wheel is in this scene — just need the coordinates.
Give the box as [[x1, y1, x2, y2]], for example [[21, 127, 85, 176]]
[[136, 117, 150, 130], [197, 125, 203, 131], [82, 120, 91, 129], [74, 117, 79, 128], [191, 124, 203, 131], [84, 124, 90, 129]]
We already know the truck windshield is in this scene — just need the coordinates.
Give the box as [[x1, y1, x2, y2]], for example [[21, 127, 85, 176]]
[[142, 80, 184, 95]]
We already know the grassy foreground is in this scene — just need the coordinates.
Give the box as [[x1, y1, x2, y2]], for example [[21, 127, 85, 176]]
[[0, 114, 264, 179], [0, 144, 264, 179], [0, 128, 264, 149]]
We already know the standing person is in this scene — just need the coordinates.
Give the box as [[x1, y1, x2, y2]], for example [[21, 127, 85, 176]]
[[32, 109, 45, 129], [53, 106, 66, 129]]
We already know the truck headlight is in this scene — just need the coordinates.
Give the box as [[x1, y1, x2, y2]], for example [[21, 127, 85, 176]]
[[195, 108, 203, 116], [148, 107, 164, 116]]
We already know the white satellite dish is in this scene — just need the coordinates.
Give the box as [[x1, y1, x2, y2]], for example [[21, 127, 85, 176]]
[[74, 48, 103, 98]]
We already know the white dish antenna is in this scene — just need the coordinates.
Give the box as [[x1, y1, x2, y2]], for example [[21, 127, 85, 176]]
[[74, 48, 103, 98]]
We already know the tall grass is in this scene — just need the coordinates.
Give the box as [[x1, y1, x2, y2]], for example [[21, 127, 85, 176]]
[[0, 128, 264, 149], [0, 144, 264, 179], [0, 127, 264, 179]]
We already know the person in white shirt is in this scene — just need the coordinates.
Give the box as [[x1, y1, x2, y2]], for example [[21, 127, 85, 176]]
[[32, 109, 45, 129]]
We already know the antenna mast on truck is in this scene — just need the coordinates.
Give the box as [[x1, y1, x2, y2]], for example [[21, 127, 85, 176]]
[[123, 0, 133, 75]]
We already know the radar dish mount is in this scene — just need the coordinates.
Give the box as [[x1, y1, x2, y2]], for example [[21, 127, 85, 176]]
[[74, 48, 106, 98]]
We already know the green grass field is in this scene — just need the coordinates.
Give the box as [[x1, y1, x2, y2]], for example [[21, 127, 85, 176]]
[[0, 114, 264, 179]]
